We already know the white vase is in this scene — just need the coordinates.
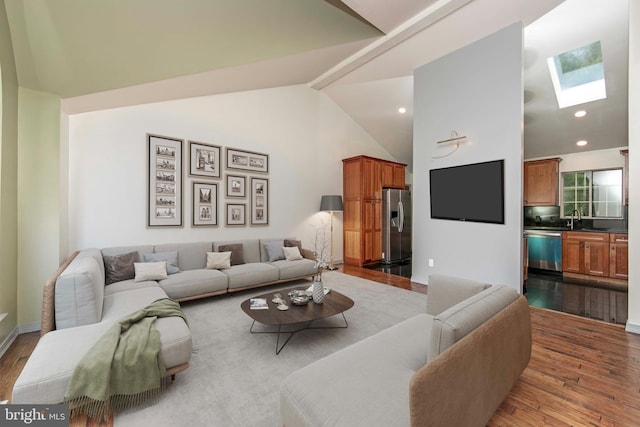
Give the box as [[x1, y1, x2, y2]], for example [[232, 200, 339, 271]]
[[312, 277, 325, 304]]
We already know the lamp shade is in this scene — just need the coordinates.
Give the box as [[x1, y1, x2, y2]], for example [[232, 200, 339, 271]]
[[319, 195, 343, 212]]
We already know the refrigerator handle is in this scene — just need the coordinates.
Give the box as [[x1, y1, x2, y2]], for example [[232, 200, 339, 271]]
[[398, 201, 404, 232]]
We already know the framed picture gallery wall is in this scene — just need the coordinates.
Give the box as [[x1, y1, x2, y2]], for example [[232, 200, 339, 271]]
[[146, 133, 270, 228]]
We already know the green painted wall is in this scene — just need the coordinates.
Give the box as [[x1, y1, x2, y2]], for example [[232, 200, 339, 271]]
[[17, 87, 61, 327], [0, 0, 19, 348]]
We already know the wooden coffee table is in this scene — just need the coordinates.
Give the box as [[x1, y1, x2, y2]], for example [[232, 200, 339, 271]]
[[240, 287, 355, 354]]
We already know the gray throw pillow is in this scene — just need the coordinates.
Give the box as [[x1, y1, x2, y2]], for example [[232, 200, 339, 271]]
[[264, 240, 285, 262], [218, 244, 245, 266], [103, 251, 139, 285], [143, 251, 181, 274]]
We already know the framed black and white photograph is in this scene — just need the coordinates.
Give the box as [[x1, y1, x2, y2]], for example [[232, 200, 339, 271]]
[[148, 134, 183, 227], [226, 148, 269, 173], [226, 174, 246, 198], [226, 203, 246, 226], [192, 182, 218, 227], [250, 177, 268, 225], [189, 141, 221, 178]]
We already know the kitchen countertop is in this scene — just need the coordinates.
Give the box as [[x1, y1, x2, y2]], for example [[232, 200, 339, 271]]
[[524, 226, 628, 234]]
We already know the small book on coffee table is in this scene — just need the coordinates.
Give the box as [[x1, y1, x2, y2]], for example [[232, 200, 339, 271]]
[[249, 298, 268, 310]]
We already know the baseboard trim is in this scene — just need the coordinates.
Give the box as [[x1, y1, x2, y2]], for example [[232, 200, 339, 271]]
[[0, 326, 18, 359], [626, 321, 640, 335], [19, 322, 41, 334]]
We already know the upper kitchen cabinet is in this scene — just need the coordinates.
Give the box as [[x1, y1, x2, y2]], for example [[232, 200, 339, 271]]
[[524, 158, 562, 206], [382, 161, 406, 189]]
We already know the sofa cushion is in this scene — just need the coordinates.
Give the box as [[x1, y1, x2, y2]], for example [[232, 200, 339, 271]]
[[224, 263, 279, 290], [134, 261, 168, 282], [143, 251, 180, 274], [283, 246, 303, 261], [103, 251, 139, 285], [284, 239, 302, 251], [158, 269, 228, 300], [259, 238, 295, 263], [280, 313, 433, 427], [264, 240, 285, 261], [218, 243, 245, 266], [426, 274, 490, 316], [428, 285, 519, 362], [206, 252, 231, 269], [153, 242, 212, 271], [55, 255, 105, 329], [101, 245, 154, 265], [214, 240, 261, 264], [100, 286, 170, 323], [271, 259, 318, 280], [103, 279, 159, 296]]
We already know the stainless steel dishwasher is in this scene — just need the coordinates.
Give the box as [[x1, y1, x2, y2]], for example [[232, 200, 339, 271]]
[[524, 229, 563, 272]]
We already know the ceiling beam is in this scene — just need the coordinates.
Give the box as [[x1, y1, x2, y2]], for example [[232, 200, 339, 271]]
[[309, 0, 473, 89]]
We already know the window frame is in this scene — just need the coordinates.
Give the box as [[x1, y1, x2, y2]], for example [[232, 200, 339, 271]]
[[560, 167, 623, 219]]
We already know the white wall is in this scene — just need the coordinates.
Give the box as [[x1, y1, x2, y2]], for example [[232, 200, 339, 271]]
[[412, 23, 524, 290], [627, 0, 639, 333], [67, 84, 395, 261]]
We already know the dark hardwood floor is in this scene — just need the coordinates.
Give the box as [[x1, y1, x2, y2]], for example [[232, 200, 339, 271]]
[[2, 265, 639, 426]]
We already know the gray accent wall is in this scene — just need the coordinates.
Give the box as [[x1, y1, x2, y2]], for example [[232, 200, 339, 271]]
[[412, 23, 524, 292]]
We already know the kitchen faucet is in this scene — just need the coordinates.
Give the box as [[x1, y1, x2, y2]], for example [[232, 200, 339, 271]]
[[568, 209, 581, 230]]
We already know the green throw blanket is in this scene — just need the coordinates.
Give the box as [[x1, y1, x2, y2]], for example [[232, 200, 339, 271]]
[[64, 298, 188, 420]]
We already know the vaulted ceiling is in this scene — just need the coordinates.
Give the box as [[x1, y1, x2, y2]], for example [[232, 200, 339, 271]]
[[3, 0, 629, 170]]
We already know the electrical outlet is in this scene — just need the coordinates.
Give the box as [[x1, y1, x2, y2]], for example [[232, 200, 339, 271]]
[[428, 259, 434, 267]]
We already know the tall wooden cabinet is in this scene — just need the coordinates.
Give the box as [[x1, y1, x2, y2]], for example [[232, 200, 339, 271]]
[[524, 158, 561, 206], [343, 155, 406, 267]]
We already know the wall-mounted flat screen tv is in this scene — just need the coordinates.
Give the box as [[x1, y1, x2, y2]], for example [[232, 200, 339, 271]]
[[429, 159, 504, 224]]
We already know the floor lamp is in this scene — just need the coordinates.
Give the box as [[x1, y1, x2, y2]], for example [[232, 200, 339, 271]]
[[319, 195, 343, 271]]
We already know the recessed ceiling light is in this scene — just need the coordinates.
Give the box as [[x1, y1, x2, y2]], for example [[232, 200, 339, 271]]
[[576, 140, 588, 146], [398, 107, 406, 114], [574, 110, 587, 118]]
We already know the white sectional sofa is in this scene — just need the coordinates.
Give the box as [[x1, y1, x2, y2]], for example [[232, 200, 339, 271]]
[[280, 274, 532, 427], [12, 238, 318, 405]]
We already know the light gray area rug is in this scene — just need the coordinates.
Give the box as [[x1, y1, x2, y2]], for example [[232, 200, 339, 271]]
[[115, 271, 426, 427]]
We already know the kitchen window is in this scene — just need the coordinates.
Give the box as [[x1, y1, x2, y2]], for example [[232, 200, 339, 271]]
[[561, 168, 623, 218]]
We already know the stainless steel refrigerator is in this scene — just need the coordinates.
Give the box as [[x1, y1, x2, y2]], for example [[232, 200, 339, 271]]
[[382, 188, 411, 264]]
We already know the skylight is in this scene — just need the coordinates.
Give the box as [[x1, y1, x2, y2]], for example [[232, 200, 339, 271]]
[[547, 41, 606, 108]]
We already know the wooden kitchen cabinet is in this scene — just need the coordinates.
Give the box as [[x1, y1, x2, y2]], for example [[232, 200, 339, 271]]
[[524, 158, 561, 206], [562, 232, 609, 277], [609, 233, 628, 279], [382, 161, 406, 189], [343, 155, 406, 266]]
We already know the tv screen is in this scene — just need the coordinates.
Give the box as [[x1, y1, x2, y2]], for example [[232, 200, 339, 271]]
[[429, 159, 505, 224]]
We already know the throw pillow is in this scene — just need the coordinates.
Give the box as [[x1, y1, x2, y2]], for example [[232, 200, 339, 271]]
[[283, 246, 303, 261], [264, 240, 285, 262], [284, 239, 302, 251], [206, 251, 231, 269], [103, 251, 139, 285], [143, 251, 181, 274], [134, 261, 168, 282], [218, 244, 245, 266]]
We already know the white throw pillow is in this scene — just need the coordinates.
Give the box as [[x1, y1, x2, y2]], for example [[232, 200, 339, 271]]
[[134, 261, 168, 282], [283, 246, 303, 261], [207, 251, 232, 269]]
